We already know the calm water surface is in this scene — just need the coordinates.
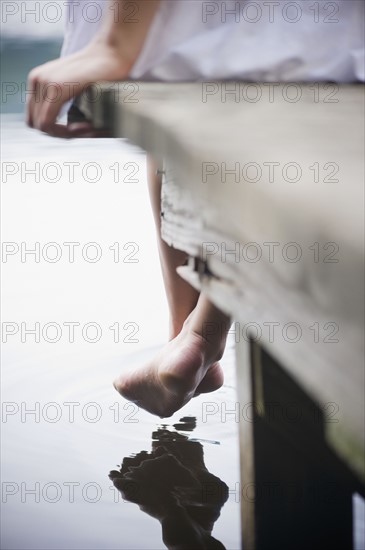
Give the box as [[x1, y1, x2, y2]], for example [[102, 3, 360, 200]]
[[1, 116, 241, 550]]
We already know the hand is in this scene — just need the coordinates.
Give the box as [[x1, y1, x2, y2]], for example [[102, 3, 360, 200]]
[[26, 40, 131, 138]]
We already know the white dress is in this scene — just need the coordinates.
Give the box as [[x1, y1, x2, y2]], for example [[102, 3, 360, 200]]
[[62, 0, 364, 82]]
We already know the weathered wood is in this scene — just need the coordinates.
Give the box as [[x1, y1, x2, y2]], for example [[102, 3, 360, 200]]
[[79, 82, 365, 547], [239, 339, 355, 550]]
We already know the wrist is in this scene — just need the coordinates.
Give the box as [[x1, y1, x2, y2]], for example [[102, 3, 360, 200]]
[[86, 37, 134, 80]]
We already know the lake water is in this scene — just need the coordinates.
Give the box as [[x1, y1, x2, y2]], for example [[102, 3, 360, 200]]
[[1, 110, 364, 549], [1, 115, 242, 549]]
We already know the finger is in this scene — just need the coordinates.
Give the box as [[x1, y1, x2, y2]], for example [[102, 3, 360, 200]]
[[37, 122, 108, 140], [35, 82, 65, 133], [38, 123, 74, 138], [35, 83, 104, 138], [67, 122, 94, 132], [67, 123, 112, 138], [26, 70, 39, 128], [32, 81, 44, 129]]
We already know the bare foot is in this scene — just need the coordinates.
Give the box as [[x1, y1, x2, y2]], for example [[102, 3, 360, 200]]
[[113, 325, 225, 418]]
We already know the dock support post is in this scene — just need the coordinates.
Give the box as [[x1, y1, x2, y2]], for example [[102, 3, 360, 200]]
[[236, 338, 354, 550]]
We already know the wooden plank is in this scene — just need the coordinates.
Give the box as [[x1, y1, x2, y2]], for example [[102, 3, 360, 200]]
[[237, 339, 354, 550]]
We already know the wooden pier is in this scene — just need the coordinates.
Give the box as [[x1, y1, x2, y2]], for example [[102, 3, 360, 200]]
[[80, 82, 364, 549]]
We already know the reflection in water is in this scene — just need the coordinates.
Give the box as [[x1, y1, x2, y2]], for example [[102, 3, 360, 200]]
[[109, 417, 228, 550]]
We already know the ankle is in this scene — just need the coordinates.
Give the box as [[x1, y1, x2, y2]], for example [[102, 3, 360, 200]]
[[188, 327, 226, 365], [169, 322, 183, 340], [169, 310, 195, 340]]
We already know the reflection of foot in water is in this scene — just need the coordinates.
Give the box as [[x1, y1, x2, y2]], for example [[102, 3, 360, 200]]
[[109, 417, 228, 550]]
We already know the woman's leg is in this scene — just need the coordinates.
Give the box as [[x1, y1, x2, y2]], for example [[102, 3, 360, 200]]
[[147, 156, 231, 390], [113, 156, 231, 417], [146, 157, 200, 339]]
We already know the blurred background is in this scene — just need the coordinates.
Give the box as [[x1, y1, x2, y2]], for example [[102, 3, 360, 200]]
[[1, 0, 65, 113]]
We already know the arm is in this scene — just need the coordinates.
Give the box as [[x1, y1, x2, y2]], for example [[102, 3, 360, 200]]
[[27, 0, 160, 137], [100, 0, 161, 71]]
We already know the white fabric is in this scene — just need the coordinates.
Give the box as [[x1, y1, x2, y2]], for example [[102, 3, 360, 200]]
[[61, 0, 105, 55], [62, 0, 364, 82]]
